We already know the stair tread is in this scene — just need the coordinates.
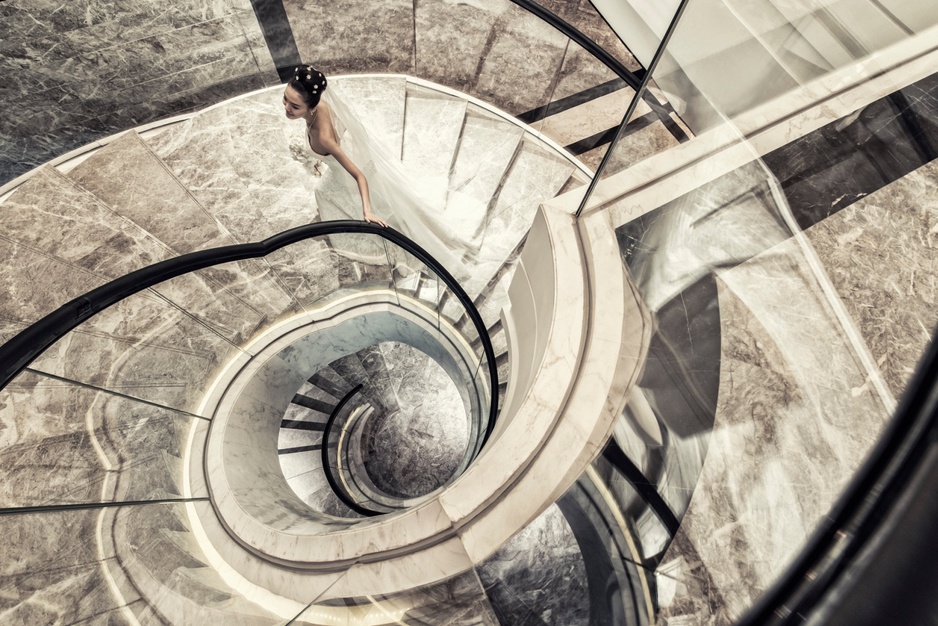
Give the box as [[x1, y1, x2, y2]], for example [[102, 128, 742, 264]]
[[1, 167, 173, 279], [143, 90, 327, 243], [66, 132, 235, 253], [330, 75, 408, 158], [65, 131, 300, 334], [402, 84, 468, 208], [466, 138, 574, 295], [0, 239, 105, 340], [28, 288, 241, 414]]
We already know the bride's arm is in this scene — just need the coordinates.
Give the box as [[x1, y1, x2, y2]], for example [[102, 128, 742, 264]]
[[319, 135, 388, 227]]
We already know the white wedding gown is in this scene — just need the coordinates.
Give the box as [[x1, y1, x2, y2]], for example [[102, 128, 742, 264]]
[[294, 89, 484, 283]]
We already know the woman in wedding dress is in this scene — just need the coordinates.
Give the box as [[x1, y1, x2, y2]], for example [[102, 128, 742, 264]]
[[283, 64, 480, 281], [282, 65, 387, 227]]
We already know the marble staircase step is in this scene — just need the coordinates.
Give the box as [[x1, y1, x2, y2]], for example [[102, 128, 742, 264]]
[[0, 371, 196, 508], [110, 505, 276, 624], [66, 131, 235, 252], [65, 130, 301, 333], [278, 425, 323, 452], [402, 83, 468, 209], [28, 288, 243, 415], [447, 106, 525, 211], [143, 90, 325, 242], [309, 367, 355, 400], [465, 136, 575, 295], [2, 166, 291, 353], [356, 344, 400, 416], [0, 239, 107, 344], [1, 166, 173, 281], [470, 318, 505, 352], [306, 483, 363, 518], [444, 105, 525, 262], [496, 356, 511, 385], [290, 391, 337, 416]]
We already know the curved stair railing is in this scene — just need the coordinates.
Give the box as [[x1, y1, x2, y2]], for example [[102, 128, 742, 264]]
[[0, 219, 501, 470]]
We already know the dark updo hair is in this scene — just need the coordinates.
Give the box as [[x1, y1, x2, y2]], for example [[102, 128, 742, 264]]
[[289, 65, 328, 108]]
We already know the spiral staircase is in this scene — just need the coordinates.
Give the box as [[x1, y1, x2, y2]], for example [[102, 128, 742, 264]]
[[0, 74, 650, 624]]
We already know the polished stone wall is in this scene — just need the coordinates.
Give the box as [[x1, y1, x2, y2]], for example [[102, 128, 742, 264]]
[[0, 0, 279, 185]]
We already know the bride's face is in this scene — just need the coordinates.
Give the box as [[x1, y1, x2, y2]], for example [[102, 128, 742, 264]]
[[283, 85, 312, 120]]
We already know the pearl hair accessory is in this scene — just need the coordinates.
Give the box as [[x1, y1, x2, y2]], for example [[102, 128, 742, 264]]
[[293, 65, 327, 94]]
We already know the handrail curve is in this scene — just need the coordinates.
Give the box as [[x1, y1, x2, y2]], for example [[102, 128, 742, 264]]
[[0, 220, 500, 447]]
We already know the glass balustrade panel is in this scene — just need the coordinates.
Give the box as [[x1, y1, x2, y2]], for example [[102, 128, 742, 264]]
[[0, 369, 206, 509]]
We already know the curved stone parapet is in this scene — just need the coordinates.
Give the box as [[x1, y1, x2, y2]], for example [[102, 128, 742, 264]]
[[174, 198, 650, 604]]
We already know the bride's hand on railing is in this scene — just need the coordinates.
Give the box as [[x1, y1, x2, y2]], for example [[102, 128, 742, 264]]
[[363, 209, 388, 228]]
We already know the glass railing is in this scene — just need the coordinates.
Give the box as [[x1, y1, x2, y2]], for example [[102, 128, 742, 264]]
[[0, 221, 499, 513]]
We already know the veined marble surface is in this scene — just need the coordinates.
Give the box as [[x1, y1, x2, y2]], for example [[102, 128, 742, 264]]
[[477, 503, 590, 625], [656, 240, 892, 623], [0, 72, 617, 614], [0, 0, 277, 185], [29, 288, 242, 415], [104, 502, 279, 624], [0, 370, 197, 507], [296, 569, 498, 625], [0, 508, 137, 624], [806, 158, 938, 397]]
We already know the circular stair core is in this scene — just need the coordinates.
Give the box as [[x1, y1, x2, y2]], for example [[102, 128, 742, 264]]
[[278, 340, 470, 516], [202, 296, 489, 560]]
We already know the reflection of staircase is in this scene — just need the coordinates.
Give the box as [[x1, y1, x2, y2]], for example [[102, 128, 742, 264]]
[[0, 75, 582, 620]]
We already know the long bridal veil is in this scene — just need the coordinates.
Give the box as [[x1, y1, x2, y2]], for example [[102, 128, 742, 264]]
[[314, 87, 484, 283]]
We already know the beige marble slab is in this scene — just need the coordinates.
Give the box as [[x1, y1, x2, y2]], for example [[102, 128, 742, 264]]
[[29, 289, 241, 416], [805, 159, 938, 397], [0, 238, 105, 332], [0, 370, 198, 507], [0, 167, 172, 278], [472, 1, 571, 115], [145, 91, 324, 242], [0, 508, 139, 624], [67, 131, 235, 252]]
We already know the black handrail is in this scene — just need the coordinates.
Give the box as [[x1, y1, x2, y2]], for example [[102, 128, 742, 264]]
[[318, 384, 382, 517], [0, 220, 500, 446], [575, 0, 690, 218]]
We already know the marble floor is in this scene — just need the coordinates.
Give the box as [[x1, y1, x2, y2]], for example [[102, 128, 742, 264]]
[[0, 0, 683, 189]]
